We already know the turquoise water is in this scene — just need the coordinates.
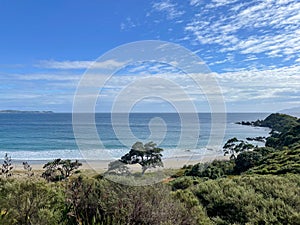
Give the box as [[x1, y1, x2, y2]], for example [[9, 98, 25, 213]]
[[0, 113, 270, 160]]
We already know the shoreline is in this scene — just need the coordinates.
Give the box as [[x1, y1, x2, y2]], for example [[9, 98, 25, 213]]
[[11, 154, 229, 172]]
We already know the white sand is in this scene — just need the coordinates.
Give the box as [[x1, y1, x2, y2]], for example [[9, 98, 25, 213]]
[[12, 154, 229, 173]]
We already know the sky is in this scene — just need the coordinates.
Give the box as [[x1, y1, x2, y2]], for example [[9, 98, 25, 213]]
[[0, 0, 299, 112]]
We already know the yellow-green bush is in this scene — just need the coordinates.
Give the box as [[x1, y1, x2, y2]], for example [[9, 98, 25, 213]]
[[0, 178, 65, 225], [191, 174, 300, 224]]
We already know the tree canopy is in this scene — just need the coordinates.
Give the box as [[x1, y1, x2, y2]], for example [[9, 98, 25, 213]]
[[42, 159, 82, 182], [108, 141, 163, 175], [116, 141, 164, 175], [223, 138, 254, 159]]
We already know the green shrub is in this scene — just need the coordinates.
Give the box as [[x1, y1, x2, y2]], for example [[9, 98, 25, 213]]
[[185, 160, 235, 179], [0, 179, 65, 225], [260, 113, 299, 133], [170, 176, 196, 190], [234, 150, 262, 174], [64, 175, 205, 225], [254, 146, 276, 156], [172, 189, 212, 225], [191, 174, 300, 224], [248, 149, 300, 175]]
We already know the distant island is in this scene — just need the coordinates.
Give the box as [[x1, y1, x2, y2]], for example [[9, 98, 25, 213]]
[[0, 110, 54, 114]]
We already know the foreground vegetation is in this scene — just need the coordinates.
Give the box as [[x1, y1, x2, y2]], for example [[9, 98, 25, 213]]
[[0, 113, 300, 224], [1, 173, 299, 225]]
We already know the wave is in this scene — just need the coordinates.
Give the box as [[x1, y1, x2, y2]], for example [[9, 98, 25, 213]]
[[0, 147, 222, 161]]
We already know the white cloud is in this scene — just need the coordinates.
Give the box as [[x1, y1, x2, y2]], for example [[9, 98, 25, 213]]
[[152, 0, 185, 20], [37, 59, 127, 70], [120, 17, 136, 30], [205, 0, 238, 8], [243, 55, 258, 61], [37, 63, 297, 108], [16, 73, 81, 81], [81, 64, 300, 112], [25, 61, 296, 108], [190, 0, 202, 6], [209, 59, 228, 65], [3, 63, 299, 112], [216, 65, 300, 103], [185, 0, 300, 61]]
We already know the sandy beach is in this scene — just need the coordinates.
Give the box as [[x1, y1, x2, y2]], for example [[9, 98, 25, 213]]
[[11, 154, 229, 173]]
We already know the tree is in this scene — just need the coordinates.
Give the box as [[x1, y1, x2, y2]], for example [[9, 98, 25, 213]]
[[234, 151, 262, 174], [22, 161, 34, 177], [106, 160, 131, 175], [223, 138, 254, 159], [42, 159, 82, 182], [120, 141, 164, 175], [1, 153, 13, 177]]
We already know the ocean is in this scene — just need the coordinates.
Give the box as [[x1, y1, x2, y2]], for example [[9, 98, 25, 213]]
[[0, 113, 271, 161]]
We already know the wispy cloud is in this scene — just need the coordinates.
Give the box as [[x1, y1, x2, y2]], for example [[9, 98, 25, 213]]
[[0, 71, 79, 111], [190, 0, 202, 6], [37, 59, 127, 70], [184, 0, 300, 63], [205, 0, 239, 8], [16, 73, 81, 81], [243, 55, 258, 62], [2, 63, 299, 112], [120, 17, 137, 30], [72, 64, 300, 112], [152, 0, 185, 20], [216, 65, 300, 104]]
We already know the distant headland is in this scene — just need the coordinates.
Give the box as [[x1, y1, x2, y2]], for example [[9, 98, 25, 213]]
[[0, 110, 54, 114]]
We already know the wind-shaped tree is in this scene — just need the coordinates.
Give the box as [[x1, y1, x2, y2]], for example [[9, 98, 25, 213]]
[[42, 159, 82, 182], [223, 137, 254, 159], [119, 141, 164, 175]]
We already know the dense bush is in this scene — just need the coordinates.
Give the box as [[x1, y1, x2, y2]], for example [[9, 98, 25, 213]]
[[258, 113, 299, 133], [1, 176, 212, 225], [254, 146, 276, 156], [170, 176, 199, 191], [64, 175, 209, 225], [234, 150, 262, 174], [275, 125, 300, 149], [185, 160, 235, 179], [265, 115, 300, 149], [191, 174, 300, 224], [0, 178, 65, 225], [1, 171, 300, 225], [248, 149, 300, 175], [172, 189, 212, 225]]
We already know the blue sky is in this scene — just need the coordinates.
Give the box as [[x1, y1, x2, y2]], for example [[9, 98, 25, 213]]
[[0, 0, 299, 112]]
